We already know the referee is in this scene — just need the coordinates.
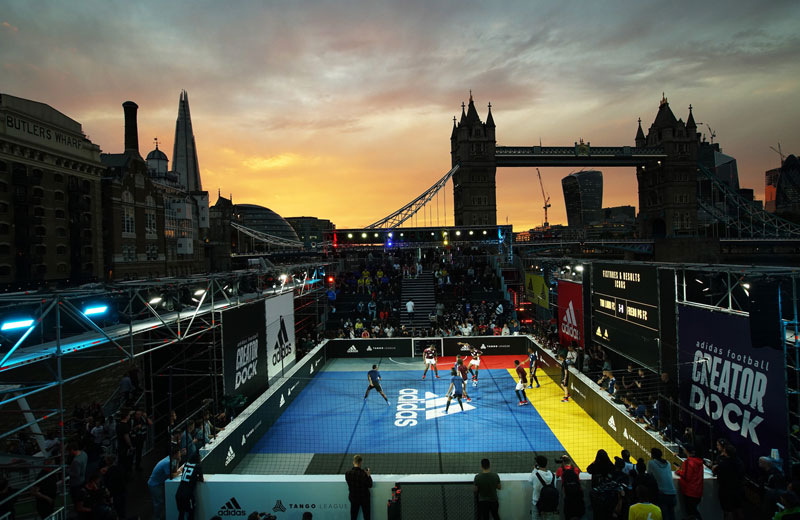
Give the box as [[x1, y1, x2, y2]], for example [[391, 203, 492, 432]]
[[364, 365, 390, 404]]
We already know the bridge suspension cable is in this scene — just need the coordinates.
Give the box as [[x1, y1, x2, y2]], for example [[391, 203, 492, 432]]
[[230, 222, 305, 248], [696, 164, 800, 238], [365, 165, 459, 229]]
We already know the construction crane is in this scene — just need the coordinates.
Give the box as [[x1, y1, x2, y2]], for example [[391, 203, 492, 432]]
[[770, 143, 786, 166], [536, 168, 551, 229]]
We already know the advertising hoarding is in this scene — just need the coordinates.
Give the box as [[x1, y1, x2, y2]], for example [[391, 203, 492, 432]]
[[265, 292, 296, 380], [326, 338, 413, 358], [222, 302, 268, 401], [678, 305, 787, 473], [525, 272, 549, 309], [557, 280, 584, 348]]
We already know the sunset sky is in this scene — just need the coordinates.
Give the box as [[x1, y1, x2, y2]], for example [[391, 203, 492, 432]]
[[2, 0, 799, 230]]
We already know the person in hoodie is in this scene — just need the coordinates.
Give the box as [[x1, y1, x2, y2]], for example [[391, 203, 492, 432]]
[[647, 448, 677, 520], [675, 445, 704, 519]]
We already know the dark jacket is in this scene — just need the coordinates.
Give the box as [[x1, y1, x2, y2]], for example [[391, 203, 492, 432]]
[[345, 466, 372, 500]]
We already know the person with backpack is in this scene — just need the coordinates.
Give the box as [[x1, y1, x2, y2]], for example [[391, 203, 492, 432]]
[[557, 456, 585, 520], [528, 455, 559, 519]]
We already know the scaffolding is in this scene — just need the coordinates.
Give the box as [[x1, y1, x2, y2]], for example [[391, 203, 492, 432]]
[[0, 262, 332, 515]]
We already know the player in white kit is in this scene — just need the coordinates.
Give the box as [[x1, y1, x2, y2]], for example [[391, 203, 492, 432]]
[[468, 347, 482, 385]]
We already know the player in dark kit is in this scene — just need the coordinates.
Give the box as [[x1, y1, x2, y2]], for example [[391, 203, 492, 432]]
[[456, 358, 471, 402], [364, 365, 390, 404], [175, 452, 204, 520], [422, 344, 439, 379], [514, 360, 529, 406], [559, 354, 571, 402], [445, 368, 465, 413], [468, 347, 482, 383], [527, 346, 540, 389]]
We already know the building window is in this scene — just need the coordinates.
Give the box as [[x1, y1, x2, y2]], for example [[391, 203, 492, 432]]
[[32, 187, 44, 198], [54, 191, 64, 201], [122, 245, 136, 262], [145, 211, 157, 234], [55, 209, 65, 219], [34, 206, 45, 217], [0, 181, 6, 192], [35, 226, 46, 236], [123, 206, 135, 234], [84, 246, 92, 256], [0, 202, 7, 213], [0, 265, 11, 276], [36, 265, 47, 275], [53, 173, 64, 183], [57, 263, 67, 274], [35, 245, 46, 256], [122, 190, 134, 204], [56, 245, 67, 255], [145, 195, 155, 207], [56, 227, 66, 237], [0, 244, 10, 255], [146, 245, 158, 261]]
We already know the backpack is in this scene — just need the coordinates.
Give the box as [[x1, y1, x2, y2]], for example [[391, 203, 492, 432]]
[[536, 472, 559, 512], [561, 469, 585, 516]]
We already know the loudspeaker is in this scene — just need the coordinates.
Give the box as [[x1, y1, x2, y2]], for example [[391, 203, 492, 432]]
[[749, 281, 781, 350]]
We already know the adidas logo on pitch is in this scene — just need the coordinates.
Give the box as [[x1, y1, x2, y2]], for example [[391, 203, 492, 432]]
[[218, 497, 246, 516], [347, 345, 358, 353], [224, 446, 236, 466], [561, 301, 580, 341], [241, 434, 246, 446], [608, 415, 617, 431], [394, 389, 475, 427], [279, 394, 286, 407]]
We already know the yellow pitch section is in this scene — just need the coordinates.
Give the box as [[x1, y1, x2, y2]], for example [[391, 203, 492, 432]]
[[507, 369, 623, 471]]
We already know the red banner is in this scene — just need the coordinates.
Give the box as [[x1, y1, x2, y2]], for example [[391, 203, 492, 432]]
[[558, 280, 584, 348]]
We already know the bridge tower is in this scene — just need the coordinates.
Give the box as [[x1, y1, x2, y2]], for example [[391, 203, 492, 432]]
[[636, 95, 701, 238], [451, 93, 497, 226]]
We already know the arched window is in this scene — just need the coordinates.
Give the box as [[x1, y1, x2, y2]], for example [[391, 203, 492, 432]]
[[122, 190, 134, 204]]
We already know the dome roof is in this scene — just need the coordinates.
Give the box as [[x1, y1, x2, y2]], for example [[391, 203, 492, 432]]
[[146, 148, 168, 161], [233, 204, 300, 242], [783, 154, 799, 171]]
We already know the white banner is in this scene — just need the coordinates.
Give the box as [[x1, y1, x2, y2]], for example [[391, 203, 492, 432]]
[[266, 291, 296, 380]]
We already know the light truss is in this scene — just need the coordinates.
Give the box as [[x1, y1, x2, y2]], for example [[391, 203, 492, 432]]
[[365, 165, 459, 229]]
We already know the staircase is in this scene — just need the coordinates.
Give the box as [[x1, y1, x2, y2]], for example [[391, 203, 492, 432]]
[[401, 272, 435, 331]]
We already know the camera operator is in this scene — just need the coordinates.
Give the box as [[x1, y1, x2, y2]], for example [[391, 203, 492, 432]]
[[345, 454, 372, 520]]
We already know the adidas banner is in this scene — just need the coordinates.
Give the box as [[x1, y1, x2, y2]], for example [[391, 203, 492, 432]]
[[325, 338, 412, 358], [591, 263, 660, 368], [677, 305, 788, 474], [524, 272, 549, 309], [202, 346, 326, 475], [265, 291, 296, 380], [222, 302, 268, 402], [557, 280, 584, 348], [441, 336, 531, 357]]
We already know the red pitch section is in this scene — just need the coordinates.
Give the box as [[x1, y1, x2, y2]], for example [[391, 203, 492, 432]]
[[436, 354, 527, 369]]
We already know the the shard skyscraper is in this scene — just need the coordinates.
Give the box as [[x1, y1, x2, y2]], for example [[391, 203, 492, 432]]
[[172, 90, 202, 192]]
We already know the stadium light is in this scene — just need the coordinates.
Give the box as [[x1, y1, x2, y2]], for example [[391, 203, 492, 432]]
[[374, 233, 378, 238], [455, 230, 461, 236], [388, 232, 393, 238], [347, 233, 353, 238], [361, 232, 367, 238], [279, 274, 288, 282], [83, 305, 108, 316], [443, 240, 448, 245], [194, 289, 206, 296], [1, 319, 34, 331], [575, 265, 584, 272], [482, 230, 487, 235], [148, 297, 163, 305], [469, 230, 474, 235], [742, 283, 751, 289]]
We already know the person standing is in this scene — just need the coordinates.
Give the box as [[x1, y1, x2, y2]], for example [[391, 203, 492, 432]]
[[132, 408, 153, 471], [712, 440, 745, 520], [558, 354, 571, 402], [528, 455, 559, 519], [68, 441, 88, 506], [647, 448, 676, 520], [514, 360, 530, 406], [406, 299, 415, 324], [456, 358, 471, 402], [148, 448, 180, 520], [116, 409, 134, 475], [31, 459, 58, 519], [628, 485, 662, 520], [176, 452, 204, 520], [345, 454, 372, 520], [675, 445, 703, 519], [364, 365, 390, 404], [527, 346, 540, 389], [474, 458, 501, 520], [445, 368, 465, 413], [422, 343, 439, 379]]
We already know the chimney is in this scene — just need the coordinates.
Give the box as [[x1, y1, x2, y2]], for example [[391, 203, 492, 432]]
[[122, 101, 139, 155]]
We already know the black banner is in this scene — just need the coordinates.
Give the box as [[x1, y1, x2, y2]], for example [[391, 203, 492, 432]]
[[325, 338, 413, 358], [534, 339, 679, 468], [202, 347, 326, 474], [222, 302, 268, 401], [678, 305, 787, 474], [591, 263, 660, 368], [441, 336, 530, 357]]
